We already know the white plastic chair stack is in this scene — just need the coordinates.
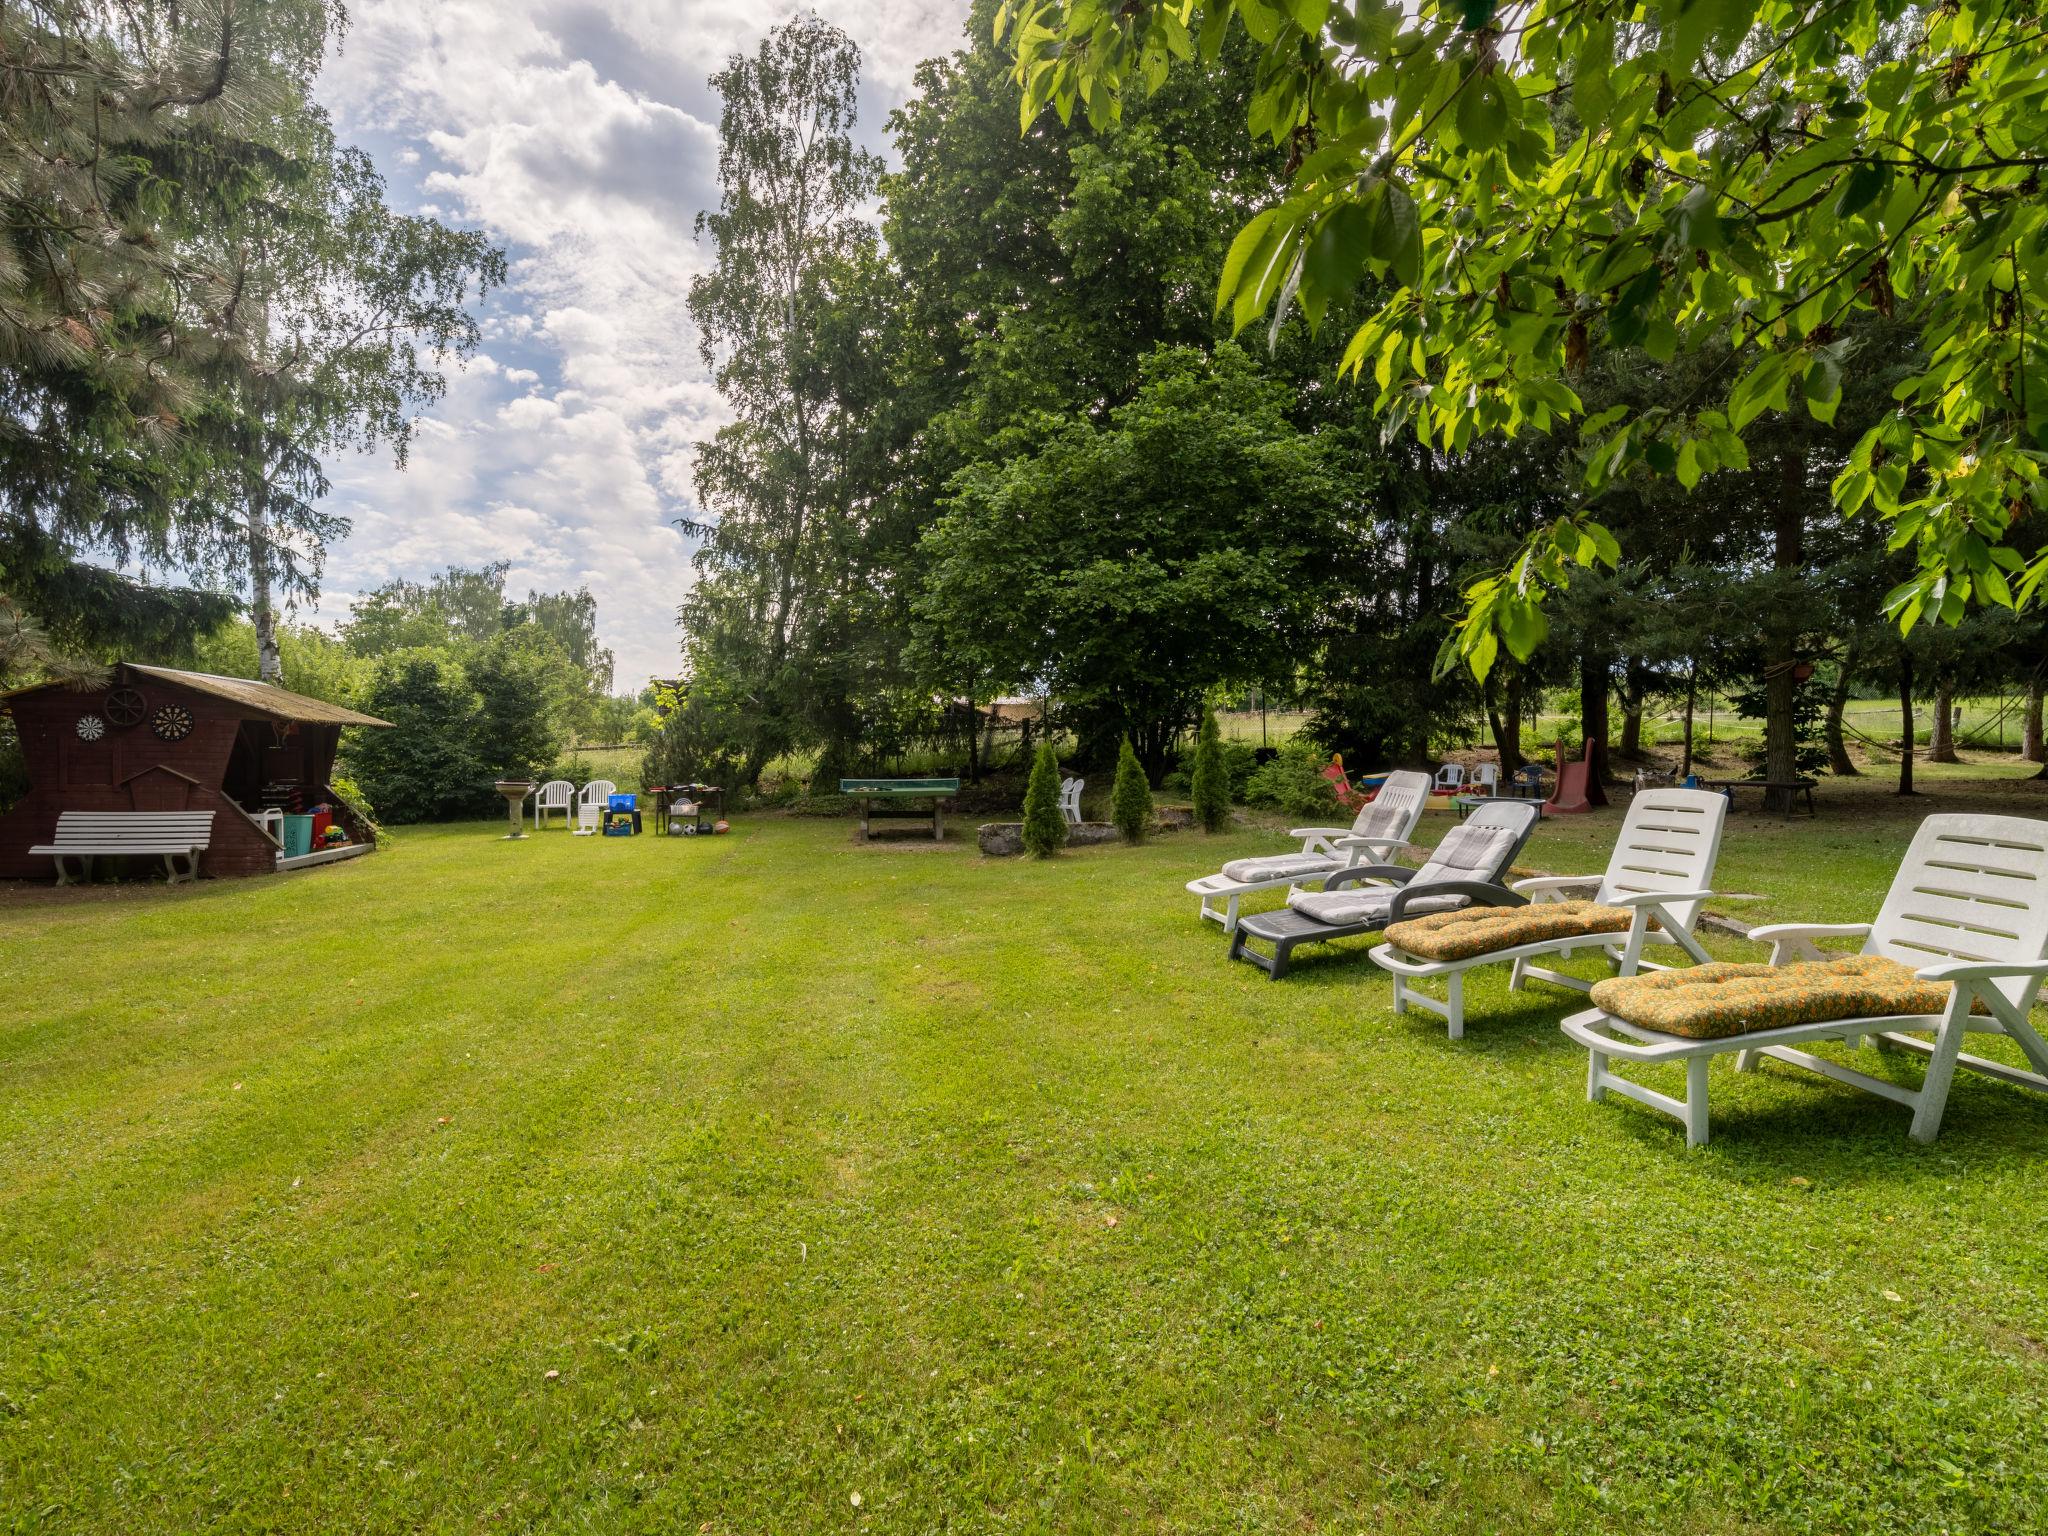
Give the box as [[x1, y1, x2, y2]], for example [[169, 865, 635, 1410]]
[[1059, 777, 1084, 826]]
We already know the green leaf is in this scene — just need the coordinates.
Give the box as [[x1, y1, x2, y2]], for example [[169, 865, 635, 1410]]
[[1728, 352, 1790, 430], [1379, 181, 1423, 290], [1456, 71, 1510, 151], [1833, 161, 1889, 220], [1303, 202, 1374, 309], [1216, 209, 1279, 318]]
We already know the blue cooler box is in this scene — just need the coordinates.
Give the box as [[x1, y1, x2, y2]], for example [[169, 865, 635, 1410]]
[[608, 793, 636, 811]]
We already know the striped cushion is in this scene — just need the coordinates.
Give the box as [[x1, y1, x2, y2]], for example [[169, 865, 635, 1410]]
[[1286, 882, 1467, 927], [1220, 852, 1340, 883], [1383, 899, 1633, 961], [1589, 954, 1975, 1040]]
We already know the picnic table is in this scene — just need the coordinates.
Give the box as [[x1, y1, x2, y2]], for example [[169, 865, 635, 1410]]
[[1702, 776, 1818, 816], [840, 777, 960, 842]]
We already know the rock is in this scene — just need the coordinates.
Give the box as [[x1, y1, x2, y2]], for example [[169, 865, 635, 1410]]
[[978, 814, 1188, 856]]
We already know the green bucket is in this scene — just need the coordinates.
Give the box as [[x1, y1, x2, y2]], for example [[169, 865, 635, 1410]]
[[281, 814, 315, 859]]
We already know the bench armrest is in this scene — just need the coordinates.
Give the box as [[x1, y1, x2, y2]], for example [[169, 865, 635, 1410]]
[[1288, 826, 1353, 841], [1608, 888, 1714, 909], [1387, 881, 1525, 922], [1914, 959, 2048, 985], [1748, 921, 1871, 965], [1747, 922, 1871, 943], [1323, 863, 1415, 892], [1511, 874, 1600, 900], [1333, 834, 1408, 854]]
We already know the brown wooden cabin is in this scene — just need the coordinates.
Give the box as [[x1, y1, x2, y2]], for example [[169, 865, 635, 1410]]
[[0, 663, 391, 880]]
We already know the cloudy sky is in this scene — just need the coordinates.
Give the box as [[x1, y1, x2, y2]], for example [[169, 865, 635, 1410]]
[[309, 0, 972, 692]]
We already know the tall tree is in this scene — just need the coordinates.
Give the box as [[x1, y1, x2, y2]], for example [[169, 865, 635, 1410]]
[[1004, 0, 2048, 674], [683, 14, 884, 786]]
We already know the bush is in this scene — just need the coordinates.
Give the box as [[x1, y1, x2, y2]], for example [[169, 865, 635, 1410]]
[[1191, 708, 1230, 831], [1021, 741, 1068, 857], [1168, 731, 1256, 803], [1111, 739, 1153, 843], [348, 653, 489, 824], [1242, 740, 1342, 821]]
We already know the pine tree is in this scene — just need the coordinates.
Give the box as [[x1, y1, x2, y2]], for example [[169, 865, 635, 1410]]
[[1111, 738, 1153, 843], [1192, 706, 1230, 832], [1021, 741, 1068, 857]]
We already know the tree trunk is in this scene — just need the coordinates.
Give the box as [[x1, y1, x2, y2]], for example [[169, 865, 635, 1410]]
[[1897, 652, 1917, 796], [1761, 452, 1804, 813], [1928, 676, 1958, 763], [1579, 644, 1611, 788], [1679, 665, 1697, 779], [2024, 673, 2045, 764], [1489, 667, 1524, 775], [247, 504, 283, 685], [1824, 649, 1860, 776], [1618, 658, 1648, 759]]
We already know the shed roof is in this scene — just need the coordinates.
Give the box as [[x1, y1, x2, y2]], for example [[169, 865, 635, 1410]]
[[2, 663, 390, 728], [124, 665, 391, 727]]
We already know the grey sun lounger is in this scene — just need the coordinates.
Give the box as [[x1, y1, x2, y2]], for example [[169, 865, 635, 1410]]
[[1226, 799, 1542, 980]]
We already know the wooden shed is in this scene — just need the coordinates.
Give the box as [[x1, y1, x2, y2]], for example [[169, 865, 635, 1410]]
[[0, 663, 391, 880]]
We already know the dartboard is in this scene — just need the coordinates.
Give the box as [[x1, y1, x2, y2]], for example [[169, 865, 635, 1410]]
[[76, 714, 105, 741], [151, 704, 194, 742], [104, 687, 146, 727]]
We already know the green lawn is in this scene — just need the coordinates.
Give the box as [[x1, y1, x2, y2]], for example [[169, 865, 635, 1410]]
[[6, 770, 2048, 1533]]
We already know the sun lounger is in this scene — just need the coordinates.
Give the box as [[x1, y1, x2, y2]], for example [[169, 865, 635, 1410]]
[[1369, 788, 1728, 1037], [1186, 769, 1431, 933], [1560, 813, 2048, 1145], [1225, 799, 1541, 979]]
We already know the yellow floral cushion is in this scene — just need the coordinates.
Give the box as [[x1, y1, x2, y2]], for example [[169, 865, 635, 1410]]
[[1382, 900, 1634, 961], [1588, 954, 1971, 1040]]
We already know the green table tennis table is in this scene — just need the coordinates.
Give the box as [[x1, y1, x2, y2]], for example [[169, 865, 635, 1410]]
[[840, 777, 960, 842]]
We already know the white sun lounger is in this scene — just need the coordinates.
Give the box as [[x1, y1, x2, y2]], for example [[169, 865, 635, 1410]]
[[1185, 769, 1431, 933], [1369, 788, 1728, 1038], [1561, 813, 2048, 1146]]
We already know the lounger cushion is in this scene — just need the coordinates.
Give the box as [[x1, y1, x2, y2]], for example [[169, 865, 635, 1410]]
[[1286, 883, 1455, 926], [1383, 899, 1633, 961], [1286, 823, 1518, 926], [1220, 852, 1341, 883], [1587, 954, 1977, 1040]]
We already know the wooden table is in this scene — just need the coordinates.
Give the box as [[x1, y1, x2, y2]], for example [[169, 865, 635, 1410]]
[[1703, 777, 1818, 816], [840, 777, 959, 841]]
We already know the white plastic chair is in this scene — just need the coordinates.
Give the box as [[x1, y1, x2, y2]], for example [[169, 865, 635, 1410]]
[[533, 779, 574, 830], [1471, 763, 1500, 796], [1434, 764, 1467, 794], [577, 780, 617, 822], [1059, 776, 1084, 826], [1371, 788, 1729, 1038], [573, 801, 600, 837], [1563, 813, 2048, 1145]]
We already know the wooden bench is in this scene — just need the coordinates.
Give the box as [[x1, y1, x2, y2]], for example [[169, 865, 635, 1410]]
[[1702, 777, 1818, 817], [28, 811, 215, 885]]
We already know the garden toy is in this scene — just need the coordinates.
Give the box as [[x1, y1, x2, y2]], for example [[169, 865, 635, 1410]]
[[1185, 770, 1431, 933], [1560, 813, 2048, 1146], [1370, 789, 1727, 1038], [1227, 798, 1540, 980]]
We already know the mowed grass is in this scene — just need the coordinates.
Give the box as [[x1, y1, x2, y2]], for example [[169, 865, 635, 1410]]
[[5, 769, 2048, 1532]]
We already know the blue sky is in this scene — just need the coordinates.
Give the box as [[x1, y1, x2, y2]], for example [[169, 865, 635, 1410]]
[[310, 0, 973, 691]]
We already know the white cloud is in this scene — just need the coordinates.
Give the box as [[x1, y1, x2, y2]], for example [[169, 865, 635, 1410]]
[[311, 0, 972, 690]]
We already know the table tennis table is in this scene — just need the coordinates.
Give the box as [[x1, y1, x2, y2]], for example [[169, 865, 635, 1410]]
[[840, 777, 960, 842]]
